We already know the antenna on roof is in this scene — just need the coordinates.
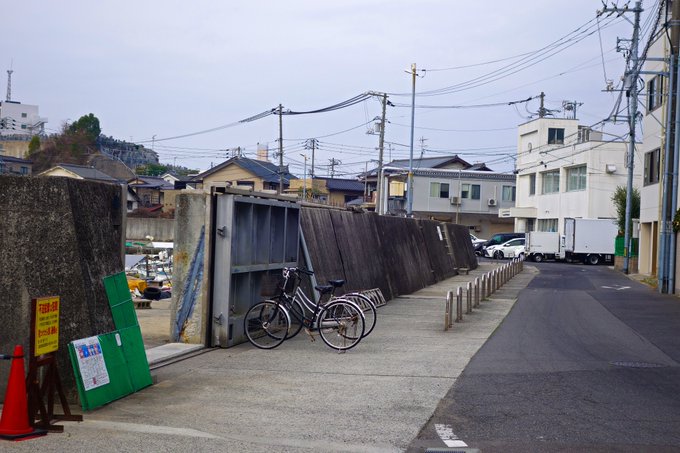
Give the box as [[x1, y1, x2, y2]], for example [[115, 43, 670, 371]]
[[6, 69, 13, 101]]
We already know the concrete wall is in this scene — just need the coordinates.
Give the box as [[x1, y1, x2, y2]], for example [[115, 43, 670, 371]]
[[171, 193, 210, 343], [126, 217, 175, 241], [0, 139, 30, 158], [0, 176, 124, 402]]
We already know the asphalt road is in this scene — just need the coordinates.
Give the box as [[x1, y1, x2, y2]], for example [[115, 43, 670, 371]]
[[409, 262, 680, 452]]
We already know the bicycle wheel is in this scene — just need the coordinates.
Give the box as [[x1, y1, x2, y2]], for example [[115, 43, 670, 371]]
[[282, 296, 306, 339], [317, 300, 365, 351], [244, 300, 290, 349], [342, 293, 377, 337]]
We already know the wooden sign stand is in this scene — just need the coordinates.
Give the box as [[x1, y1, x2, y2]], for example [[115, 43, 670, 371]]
[[27, 297, 82, 432]]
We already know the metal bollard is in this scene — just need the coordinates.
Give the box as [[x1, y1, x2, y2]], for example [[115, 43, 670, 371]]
[[456, 287, 463, 322], [474, 277, 480, 307], [445, 290, 452, 330], [466, 281, 472, 314], [481, 274, 487, 299]]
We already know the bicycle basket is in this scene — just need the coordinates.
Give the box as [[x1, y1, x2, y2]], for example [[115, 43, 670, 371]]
[[259, 273, 281, 298], [279, 273, 297, 294]]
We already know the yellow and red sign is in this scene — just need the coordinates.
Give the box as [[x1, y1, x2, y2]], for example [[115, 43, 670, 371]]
[[35, 296, 60, 356]]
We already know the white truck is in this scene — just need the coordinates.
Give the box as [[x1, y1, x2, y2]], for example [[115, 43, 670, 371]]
[[526, 231, 564, 262], [563, 218, 618, 265]]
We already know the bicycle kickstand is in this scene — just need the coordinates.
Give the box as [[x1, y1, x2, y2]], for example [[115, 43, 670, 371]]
[[305, 328, 316, 342]]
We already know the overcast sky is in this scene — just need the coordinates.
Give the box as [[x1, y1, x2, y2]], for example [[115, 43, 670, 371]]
[[2, 1, 656, 176]]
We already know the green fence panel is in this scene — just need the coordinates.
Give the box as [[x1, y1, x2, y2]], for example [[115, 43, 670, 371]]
[[103, 272, 139, 329], [615, 236, 639, 257], [119, 325, 153, 391], [68, 273, 153, 411]]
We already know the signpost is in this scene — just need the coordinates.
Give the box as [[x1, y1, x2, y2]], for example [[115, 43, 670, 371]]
[[27, 296, 82, 432]]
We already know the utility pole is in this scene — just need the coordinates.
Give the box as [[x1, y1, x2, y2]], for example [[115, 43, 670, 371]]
[[376, 93, 388, 214], [300, 153, 308, 200], [364, 161, 369, 201], [305, 138, 317, 178], [623, 1, 642, 275], [601, 1, 643, 274], [278, 104, 284, 194], [407, 63, 417, 217], [538, 91, 546, 118], [328, 158, 341, 177], [304, 138, 317, 199], [419, 136, 428, 155]]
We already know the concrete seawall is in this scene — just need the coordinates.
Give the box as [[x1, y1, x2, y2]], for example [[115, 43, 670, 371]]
[[0, 176, 125, 401], [301, 207, 477, 300]]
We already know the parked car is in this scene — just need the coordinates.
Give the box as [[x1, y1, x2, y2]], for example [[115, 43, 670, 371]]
[[475, 232, 525, 256], [485, 237, 526, 259], [470, 234, 486, 247]]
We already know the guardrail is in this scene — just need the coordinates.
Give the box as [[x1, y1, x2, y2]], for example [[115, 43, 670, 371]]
[[444, 256, 524, 331]]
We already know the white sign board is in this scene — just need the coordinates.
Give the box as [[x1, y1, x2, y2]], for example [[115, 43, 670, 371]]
[[72, 336, 110, 391]]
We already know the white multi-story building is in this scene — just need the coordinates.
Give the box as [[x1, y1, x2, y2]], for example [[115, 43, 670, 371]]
[[0, 100, 47, 137], [505, 117, 639, 235]]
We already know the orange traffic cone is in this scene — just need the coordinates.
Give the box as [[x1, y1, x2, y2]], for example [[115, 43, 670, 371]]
[[0, 345, 46, 441]]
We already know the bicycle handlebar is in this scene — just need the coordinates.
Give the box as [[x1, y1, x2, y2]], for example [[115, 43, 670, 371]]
[[283, 267, 314, 276]]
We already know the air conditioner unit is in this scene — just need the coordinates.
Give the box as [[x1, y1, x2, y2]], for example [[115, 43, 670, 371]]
[[450, 196, 461, 205], [487, 198, 497, 207]]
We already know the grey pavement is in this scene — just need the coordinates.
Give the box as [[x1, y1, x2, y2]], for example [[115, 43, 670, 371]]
[[2, 261, 537, 452]]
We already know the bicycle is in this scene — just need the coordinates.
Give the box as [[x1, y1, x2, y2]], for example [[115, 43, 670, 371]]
[[244, 268, 366, 351], [280, 268, 377, 340]]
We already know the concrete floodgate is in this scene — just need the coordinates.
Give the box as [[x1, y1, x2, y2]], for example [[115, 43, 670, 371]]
[[3, 262, 536, 453]]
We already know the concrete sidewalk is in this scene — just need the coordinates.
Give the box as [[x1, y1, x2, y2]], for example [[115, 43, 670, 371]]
[[6, 261, 538, 453]]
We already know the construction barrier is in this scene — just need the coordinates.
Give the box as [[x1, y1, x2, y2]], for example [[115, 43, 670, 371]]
[[0, 345, 46, 441]]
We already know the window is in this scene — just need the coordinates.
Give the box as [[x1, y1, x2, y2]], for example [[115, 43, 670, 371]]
[[648, 75, 664, 112], [537, 218, 558, 232], [644, 148, 660, 186], [529, 173, 536, 196], [21, 113, 27, 118], [236, 180, 254, 189], [470, 184, 480, 200], [461, 184, 480, 199], [566, 165, 586, 191], [548, 128, 564, 145], [577, 126, 591, 143], [20, 166, 28, 175], [429, 182, 449, 198], [541, 170, 560, 194], [502, 185, 516, 202]]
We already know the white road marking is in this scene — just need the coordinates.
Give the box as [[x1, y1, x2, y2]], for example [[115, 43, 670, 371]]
[[435, 423, 468, 448], [601, 285, 630, 290]]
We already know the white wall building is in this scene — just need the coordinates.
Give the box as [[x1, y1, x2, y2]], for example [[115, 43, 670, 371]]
[[381, 164, 516, 238], [0, 101, 47, 136], [638, 16, 670, 279], [506, 117, 638, 235]]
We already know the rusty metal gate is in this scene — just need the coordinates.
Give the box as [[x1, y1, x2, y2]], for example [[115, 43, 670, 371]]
[[210, 190, 300, 347]]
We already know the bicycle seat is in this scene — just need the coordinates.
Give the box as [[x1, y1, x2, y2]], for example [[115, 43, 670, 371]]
[[314, 285, 334, 295], [328, 280, 345, 288]]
